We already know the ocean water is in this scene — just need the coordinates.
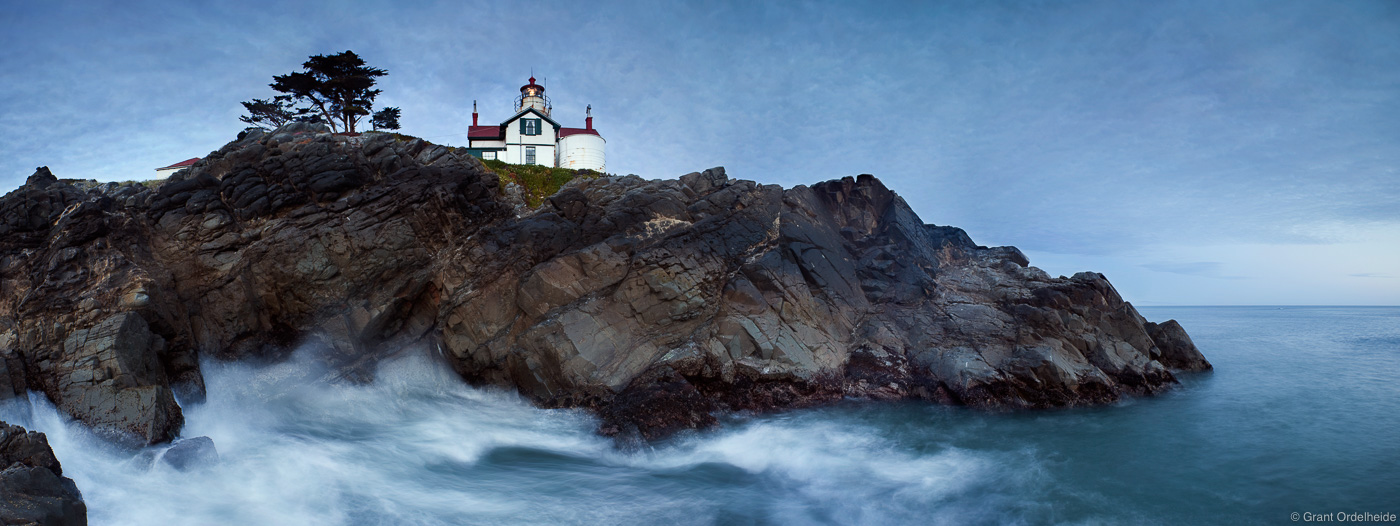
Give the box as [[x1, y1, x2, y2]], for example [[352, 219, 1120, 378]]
[[3, 306, 1398, 525]]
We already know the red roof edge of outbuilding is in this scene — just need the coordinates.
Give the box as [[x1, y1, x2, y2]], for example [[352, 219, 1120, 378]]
[[468, 125, 504, 139], [558, 127, 601, 138], [155, 158, 201, 171]]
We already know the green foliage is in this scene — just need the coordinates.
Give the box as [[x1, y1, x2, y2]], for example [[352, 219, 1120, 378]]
[[265, 50, 387, 133], [479, 158, 599, 207], [371, 107, 401, 131], [239, 95, 321, 129]]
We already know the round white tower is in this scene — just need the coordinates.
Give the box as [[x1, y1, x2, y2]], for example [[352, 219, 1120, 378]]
[[559, 105, 605, 171], [514, 76, 550, 116]]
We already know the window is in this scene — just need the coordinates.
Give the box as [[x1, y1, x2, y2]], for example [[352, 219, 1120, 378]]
[[521, 118, 540, 136], [525, 146, 536, 165], [484, 151, 495, 160]]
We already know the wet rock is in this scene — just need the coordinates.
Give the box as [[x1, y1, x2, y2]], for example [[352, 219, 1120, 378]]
[[161, 436, 219, 471], [127, 448, 158, 472], [597, 368, 719, 441], [0, 421, 87, 525], [1146, 319, 1213, 371], [56, 313, 182, 447]]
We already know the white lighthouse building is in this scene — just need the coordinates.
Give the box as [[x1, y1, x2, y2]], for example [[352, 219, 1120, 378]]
[[465, 76, 605, 171]]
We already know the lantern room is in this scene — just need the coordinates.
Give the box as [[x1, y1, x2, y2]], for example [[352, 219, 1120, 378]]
[[514, 77, 551, 116]]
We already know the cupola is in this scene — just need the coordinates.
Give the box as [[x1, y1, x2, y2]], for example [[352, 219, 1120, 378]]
[[515, 76, 550, 116]]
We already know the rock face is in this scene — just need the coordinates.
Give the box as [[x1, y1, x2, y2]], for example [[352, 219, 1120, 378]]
[[0, 123, 1210, 444], [0, 421, 86, 525]]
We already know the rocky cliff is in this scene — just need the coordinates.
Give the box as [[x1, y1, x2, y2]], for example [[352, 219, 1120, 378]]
[[0, 123, 1210, 445]]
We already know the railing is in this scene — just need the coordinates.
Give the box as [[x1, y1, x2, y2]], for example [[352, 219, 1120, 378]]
[[513, 93, 552, 116]]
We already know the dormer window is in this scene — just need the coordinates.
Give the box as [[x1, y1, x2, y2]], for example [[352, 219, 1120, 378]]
[[522, 118, 541, 136]]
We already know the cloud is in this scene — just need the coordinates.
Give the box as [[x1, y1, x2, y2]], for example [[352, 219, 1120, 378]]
[[2, 0, 1398, 304], [1141, 261, 1249, 280]]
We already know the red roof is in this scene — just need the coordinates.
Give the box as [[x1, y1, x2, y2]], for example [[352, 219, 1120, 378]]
[[559, 127, 600, 138], [468, 125, 503, 139], [155, 158, 200, 171]]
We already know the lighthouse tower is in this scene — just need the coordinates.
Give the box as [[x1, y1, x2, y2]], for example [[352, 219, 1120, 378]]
[[515, 77, 550, 116], [466, 75, 605, 171]]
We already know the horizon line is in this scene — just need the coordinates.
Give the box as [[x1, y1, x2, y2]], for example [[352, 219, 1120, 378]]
[[1134, 304, 1399, 308]]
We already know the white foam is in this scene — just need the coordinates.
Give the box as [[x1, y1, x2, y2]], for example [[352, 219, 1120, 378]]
[[0, 350, 1023, 525], [624, 415, 1007, 524]]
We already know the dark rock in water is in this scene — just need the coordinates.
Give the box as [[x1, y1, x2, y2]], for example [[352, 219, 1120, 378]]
[[597, 367, 719, 441], [0, 422, 62, 475], [0, 124, 1211, 445], [128, 448, 159, 472], [1146, 320, 1212, 371], [0, 420, 87, 525], [161, 436, 219, 471]]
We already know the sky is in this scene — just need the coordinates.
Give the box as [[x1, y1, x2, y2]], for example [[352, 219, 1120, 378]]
[[2, 0, 1397, 305]]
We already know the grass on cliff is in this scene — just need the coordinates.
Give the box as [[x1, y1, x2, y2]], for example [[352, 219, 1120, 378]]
[[479, 158, 600, 207]]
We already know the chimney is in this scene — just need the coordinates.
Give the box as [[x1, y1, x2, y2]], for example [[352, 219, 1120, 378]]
[[586, 104, 593, 130], [472, 100, 478, 126]]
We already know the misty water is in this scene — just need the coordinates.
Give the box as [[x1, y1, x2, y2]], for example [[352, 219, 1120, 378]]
[[3, 306, 1398, 525]]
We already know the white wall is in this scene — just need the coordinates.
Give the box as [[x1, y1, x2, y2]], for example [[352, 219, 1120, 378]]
[[503, 110, 557, 165], [558, 134, 605, 171]]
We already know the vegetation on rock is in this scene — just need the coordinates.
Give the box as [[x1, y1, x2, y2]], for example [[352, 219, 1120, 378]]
[[479, 158, 600, 207], [370, 107, 401, 131], [239, 94, 318, 129], [241, 50, 388, 133]]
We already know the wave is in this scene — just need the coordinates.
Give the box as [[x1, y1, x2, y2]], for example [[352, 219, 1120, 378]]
[[1, 349, 1035, 526]]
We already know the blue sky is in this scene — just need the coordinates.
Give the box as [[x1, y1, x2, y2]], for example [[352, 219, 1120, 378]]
[[2, 0, 1397, 305]]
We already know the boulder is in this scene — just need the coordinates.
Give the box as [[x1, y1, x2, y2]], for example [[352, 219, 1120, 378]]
[[1146, 320, 1213, 371], [161, 436, 218, 471], [0, 421, 86, 525], [56, 312, 182, 447], [25, 166, 58, 188]]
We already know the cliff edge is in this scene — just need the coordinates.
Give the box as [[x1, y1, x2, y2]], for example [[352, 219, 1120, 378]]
[[0, 123, 1210, 444]]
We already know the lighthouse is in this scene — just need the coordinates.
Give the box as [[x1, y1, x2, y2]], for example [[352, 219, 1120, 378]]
[[515, 76, 550, 115], [466, 75, 605, 171]]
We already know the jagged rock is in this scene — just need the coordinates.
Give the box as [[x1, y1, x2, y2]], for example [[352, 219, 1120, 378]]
[[1146, 320, 1212, 371], [0, 127, 1209, 446], [50, 311, 182, 448], [0, 421, 87, 525], [25, 167, 58, 189], [160, 436, 218, 471]]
